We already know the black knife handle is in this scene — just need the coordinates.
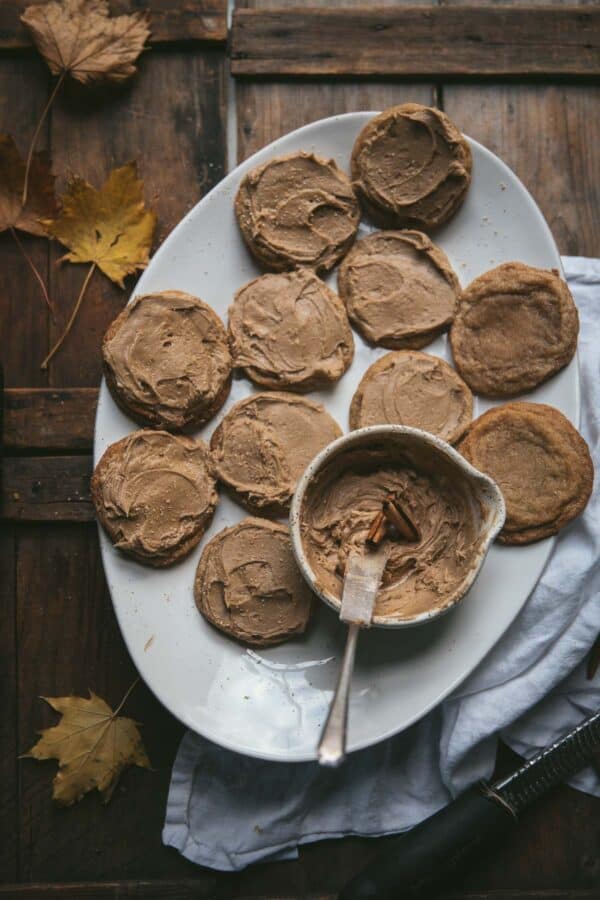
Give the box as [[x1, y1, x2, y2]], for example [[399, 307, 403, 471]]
[[340, 785, 515, 900]]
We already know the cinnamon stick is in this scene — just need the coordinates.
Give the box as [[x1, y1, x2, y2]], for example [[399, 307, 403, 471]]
[[382, 495, 420, 542], [366, 509, 387, 546]]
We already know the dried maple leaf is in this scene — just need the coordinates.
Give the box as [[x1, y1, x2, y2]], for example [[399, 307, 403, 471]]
[[0, 134, 57, 311], [41, 161, 156, 368], [19, 0, 150, 205], [22, 684, 150, 806], [0, 134, 57, 236], [21, 0, 150, 85], [46, 161, 156, 286]]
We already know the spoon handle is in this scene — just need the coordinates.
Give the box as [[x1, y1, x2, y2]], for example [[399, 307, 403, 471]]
[[318, 622, 360, 767]]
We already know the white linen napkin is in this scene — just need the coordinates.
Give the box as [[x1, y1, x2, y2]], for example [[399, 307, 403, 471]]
[[163, 257, 600, 871]]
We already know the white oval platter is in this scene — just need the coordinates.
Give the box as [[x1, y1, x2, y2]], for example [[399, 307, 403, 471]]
[[94, 112, 579, 762]]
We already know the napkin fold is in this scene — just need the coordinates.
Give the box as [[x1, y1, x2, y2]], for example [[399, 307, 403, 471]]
[[163, 257, 600, 871]]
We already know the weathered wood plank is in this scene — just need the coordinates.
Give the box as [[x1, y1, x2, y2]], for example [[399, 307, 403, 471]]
[[4, 388, 97, 450], [443, 84, 600, 256], [0, 527, 18, 880], [1, 887, 599, 899], [47, 47, 227, 387], [0, 57, 50, 389], [14, 523, 200, 882], [0, 882, 223, 899], [231, 7, 600, 77], [0, 1, 227, 49], [2, 456, 92, 521], [237, 82, 434, 162]]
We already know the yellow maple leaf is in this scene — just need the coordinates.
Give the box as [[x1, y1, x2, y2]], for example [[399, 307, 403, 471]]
[[21, 0, 150, 85], [46, 161, 157, 287], [22, 686, 151, 806]]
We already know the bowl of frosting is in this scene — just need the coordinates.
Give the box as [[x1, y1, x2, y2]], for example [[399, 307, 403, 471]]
[[289, 425, 506, 627]]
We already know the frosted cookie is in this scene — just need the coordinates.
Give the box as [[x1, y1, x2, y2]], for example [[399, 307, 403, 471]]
[[450, 263, 578, 397], [235, 151, 360, 273], [211, 392, 341, 515], [350, 350, 472, 444], [91, 430, 217, 566], [194, 518, 313, 647], [103, 291, 232, 430], [351, 104, 472, 229], [458, 403, 593, 545], [228, 269, 354, 391], [338, 230, 460, 349]]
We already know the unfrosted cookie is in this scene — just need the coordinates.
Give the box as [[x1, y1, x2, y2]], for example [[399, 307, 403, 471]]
[[458, 403, 593, 545], [91, 430, 218, 566], [351, 104, 472, 229], [338, 230, 460, 349], [194, 518, 313, 647], [450, 263, 579, 397], [103, 291, 232, 430], [350, 351, 472, 444], [211, 392, 341, 515], [228, 269, 354, 391], [235, 151, 360, 273]]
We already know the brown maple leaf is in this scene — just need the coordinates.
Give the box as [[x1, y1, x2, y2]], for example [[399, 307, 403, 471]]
[[0, 134, 57, 311], [41, 161, 157, 368], [19, 0, 150, 205], [22, 682, 151, 806], [21, 0, 151, 85], [0, 134, 57, 237]]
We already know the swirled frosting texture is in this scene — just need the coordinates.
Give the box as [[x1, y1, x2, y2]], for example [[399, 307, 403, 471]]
[[338, 230, 459, 349], [301, 447, 480, 620], [450, 263, 579, 398], [91, 430, 217, 566], [229, 269, 354, 391], [103, 291, 232, 430], [195, 518, 313, 647], [235, 152, 360, 272], [351, 104, 472, 229], [349, 350, 472, 444], [211, 392, 341, 514]]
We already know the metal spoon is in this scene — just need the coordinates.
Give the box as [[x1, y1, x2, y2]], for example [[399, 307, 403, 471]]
[[317, 542, 390, 767]]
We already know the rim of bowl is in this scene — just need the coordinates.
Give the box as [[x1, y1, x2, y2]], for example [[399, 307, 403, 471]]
[[289, 425, 506, 628]]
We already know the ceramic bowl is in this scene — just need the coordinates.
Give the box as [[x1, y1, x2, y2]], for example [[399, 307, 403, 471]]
[[290, 425, 506, 628]]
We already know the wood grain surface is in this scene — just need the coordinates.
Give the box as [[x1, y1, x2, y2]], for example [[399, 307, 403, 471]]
[[4, 388, 97, 450], [443, 84, 600, 256], [2, 456, 92, 521], [231, 7, 600, 76], [1, 0, 600, 896], [0, 0, 227, 48], [0, 57, 50, 389], [47, 48, 226, 388], [237, 82, 435, 161]]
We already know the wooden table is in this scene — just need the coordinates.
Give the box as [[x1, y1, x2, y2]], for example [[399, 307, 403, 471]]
[[1, 2, 599, 897]]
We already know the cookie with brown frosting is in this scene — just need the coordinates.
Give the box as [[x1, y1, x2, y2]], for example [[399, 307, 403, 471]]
[[103, 291, 232, 431], [235, 151, 360, 273], [458, 403, 593, 545], [229, 269, 354, 391], [338, 230, 460, 349], [350, 351, 472, 444], [211, 392, 341, 515], [91, 430, 218, 566], [450, 263, 579, 398], [351, 104, 472, 229], [195, 518, 313, 647]]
